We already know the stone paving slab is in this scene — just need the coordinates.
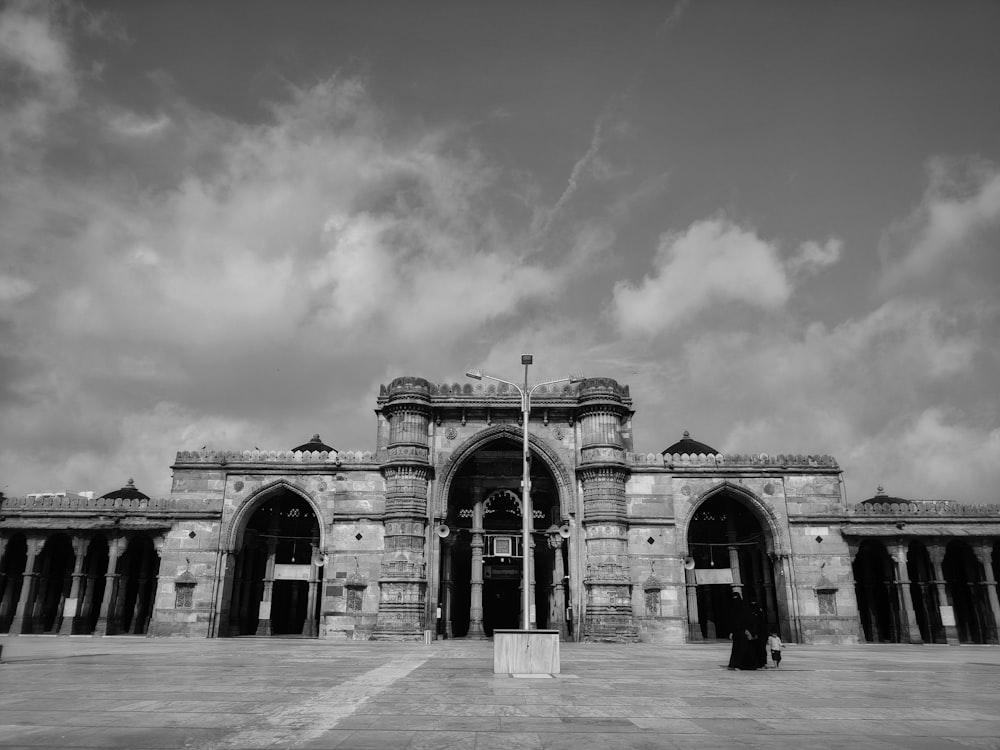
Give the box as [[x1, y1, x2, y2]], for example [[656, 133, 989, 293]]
[[1, 636, 998, 749]]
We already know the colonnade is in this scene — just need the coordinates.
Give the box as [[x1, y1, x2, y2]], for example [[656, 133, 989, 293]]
[[438, 488, 569, 638], [852, 537, 1000, 644], [0, 531, 160, 637]]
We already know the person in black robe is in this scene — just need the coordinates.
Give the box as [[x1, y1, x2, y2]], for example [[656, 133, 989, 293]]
[[748, 600, 768, 668], [727, 591, 757, 670]]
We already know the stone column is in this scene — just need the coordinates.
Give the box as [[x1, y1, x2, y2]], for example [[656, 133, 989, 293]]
[[441, 536, 454, 638], [302, 558, 319, 638], [58, 537, 88, 636], [549, 535, 568, 639], [685, 563, 701, 641], [890, 543, 922, 644], [255, 538, 277, 636], [373, 377, 432, 640], [973, 542, 1000, 645], [468, 494, 486, 639], [928, 545, 956, 643], [93, 537, 123, 637], [0, 534, 14, 629], [9, 537, 41, 635]]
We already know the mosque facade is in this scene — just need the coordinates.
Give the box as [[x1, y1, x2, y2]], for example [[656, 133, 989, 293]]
[[2, 376, 999, 645]]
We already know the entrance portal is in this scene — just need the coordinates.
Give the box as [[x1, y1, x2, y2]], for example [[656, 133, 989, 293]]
[[228, 489, 321, 637], [686, 491, 780, 641], [438, 438, 568, 639]]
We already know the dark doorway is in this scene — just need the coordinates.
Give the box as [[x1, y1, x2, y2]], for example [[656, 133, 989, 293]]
[[440, 437, 567, 639], [687, 491, 780, 641], [228, 489, 321, 637], [272, 580, 309, 635]]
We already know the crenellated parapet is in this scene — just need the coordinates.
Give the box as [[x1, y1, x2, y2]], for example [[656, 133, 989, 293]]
[[377, 379, 584, 403], [172, 449, 378, 465], [628, 451, 840, 471], [850, 501, 1000, 517], [0, 494, 217, 515]]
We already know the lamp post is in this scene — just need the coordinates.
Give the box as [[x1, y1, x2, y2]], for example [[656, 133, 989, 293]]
[[467, 355, 579, 630]]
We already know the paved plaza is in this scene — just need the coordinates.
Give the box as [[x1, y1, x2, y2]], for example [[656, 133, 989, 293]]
[[0, 636, 998, 750]]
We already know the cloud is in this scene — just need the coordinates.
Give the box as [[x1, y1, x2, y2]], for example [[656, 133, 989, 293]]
[[879, 158, 1000, 294], [0, 50, 605, 494], [610, 217, 795, 336], [787, 238, 842, 277], [0, 0, 77, 152]]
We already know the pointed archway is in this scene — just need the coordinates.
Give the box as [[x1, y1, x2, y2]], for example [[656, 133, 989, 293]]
[[683, 484, 785, 643], [436, 436, 570, 639], [226, 484, 323, 637]]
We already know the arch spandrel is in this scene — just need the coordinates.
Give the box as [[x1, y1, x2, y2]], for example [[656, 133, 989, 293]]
[[435, 425, 575, 521], [224, 479, 323, 552], [678, 480, 787, 556]]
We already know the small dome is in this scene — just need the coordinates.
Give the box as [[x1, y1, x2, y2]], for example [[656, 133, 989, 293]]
[[661, 430, 719, 456], [291, 433, 336, 453], [861, 484, 910, 504], [100, 478, 150, 501]]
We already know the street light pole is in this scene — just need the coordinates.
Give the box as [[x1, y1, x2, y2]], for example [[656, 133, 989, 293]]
[[467, 356, 579, 630]]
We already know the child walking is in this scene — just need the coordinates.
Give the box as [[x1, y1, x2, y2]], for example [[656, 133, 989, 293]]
[[767, 631, 783, 668]]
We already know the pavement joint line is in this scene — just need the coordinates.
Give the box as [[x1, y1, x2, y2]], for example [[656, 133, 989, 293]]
[[195, 656, 428, 749]]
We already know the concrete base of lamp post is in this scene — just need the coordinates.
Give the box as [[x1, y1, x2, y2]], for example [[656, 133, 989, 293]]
[[492, 629, 560, 675]]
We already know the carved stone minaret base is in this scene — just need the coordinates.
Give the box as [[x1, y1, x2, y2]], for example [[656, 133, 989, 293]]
[[373, 378, 432, 640], [576, 379, 638, 642]]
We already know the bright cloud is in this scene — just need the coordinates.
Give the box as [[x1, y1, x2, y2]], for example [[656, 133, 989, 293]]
[[610, 218, 812, 336], [879, 158, 1000, 294]]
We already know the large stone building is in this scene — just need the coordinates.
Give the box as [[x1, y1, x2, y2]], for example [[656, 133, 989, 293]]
[[2, 376, 999, 644]]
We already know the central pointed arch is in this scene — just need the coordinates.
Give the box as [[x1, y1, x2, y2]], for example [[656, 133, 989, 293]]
[[678, 481, 786, 556], [679, 481, 789, 644], [436, 425, 574, 520], [225, 480, 324, 552]]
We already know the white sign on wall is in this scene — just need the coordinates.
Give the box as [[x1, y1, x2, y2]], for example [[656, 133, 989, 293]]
[[939, 605, 956, 627], [695, 568, 734, 585], [274, 564, 311, 581]]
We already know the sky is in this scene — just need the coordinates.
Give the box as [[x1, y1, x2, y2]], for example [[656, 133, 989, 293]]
[[1, 0, 999, 504]]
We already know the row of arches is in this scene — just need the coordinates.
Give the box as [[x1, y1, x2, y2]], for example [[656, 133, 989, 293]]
[[0, 532, 160, 636], [853, 538, 1000, 644]]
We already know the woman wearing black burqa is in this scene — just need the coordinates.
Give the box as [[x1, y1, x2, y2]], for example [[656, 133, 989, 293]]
[[727, 591, 759, 670], [749, 600, 768, 668]]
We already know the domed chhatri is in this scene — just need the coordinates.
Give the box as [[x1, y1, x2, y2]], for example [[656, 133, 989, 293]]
[[99, 478, 150, 501], [661, 430, 719, 456], [291, 433, 336, 453]]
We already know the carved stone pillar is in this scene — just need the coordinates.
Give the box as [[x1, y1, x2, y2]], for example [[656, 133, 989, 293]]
[[9, 537, 41, 635], [302, 561, 319, 638], [58, 537, 88, 636], [468, 495, 486, 639], [890, 543, 922, 644], [93, 537, 123, 637], [928, 545, 956, 643], [373, 377, 432, 640], [255, 538, 277, 636], [973, 542, 1000, 645], [549, 535, 568, 639], [441, 536, 455, 638], [685, 563, 701, 641]]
